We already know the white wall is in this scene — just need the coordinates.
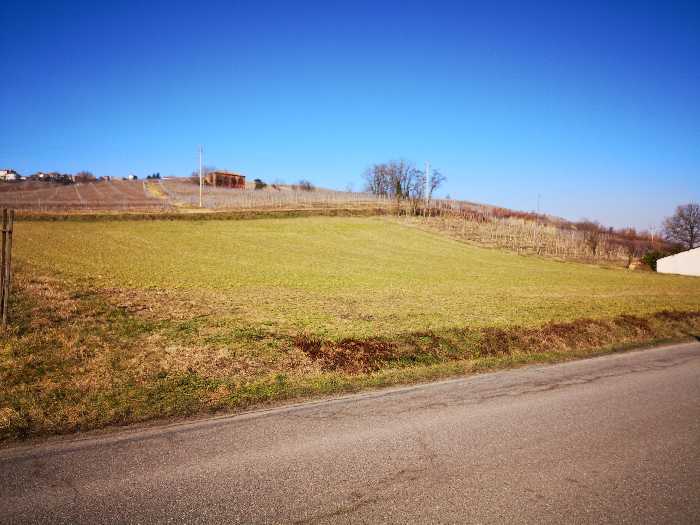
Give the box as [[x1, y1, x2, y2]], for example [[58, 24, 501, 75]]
[[657, 247, 700, 277]]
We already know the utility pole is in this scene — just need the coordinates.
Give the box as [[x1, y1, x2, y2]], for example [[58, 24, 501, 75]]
[[198, 145, 203, 208], [425, 161, 430, 206]]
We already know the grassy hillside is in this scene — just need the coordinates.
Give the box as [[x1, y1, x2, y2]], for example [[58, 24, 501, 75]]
[[15, 217, 700, 333], [2, 217, 700, 440]]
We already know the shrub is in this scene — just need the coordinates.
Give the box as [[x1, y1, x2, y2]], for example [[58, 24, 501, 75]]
[[641, 250, 667, 271], [254, 178, 267, 190]]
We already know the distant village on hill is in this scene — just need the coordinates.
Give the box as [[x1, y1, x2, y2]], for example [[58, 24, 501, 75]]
[[0, 168, 163, 183]]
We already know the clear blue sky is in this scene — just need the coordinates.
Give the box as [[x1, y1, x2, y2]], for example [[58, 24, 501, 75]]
[[1, 0, 698, 228]]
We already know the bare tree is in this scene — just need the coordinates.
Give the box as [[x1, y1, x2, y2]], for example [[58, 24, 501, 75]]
[[297, 180, 315, 192], [364, 161, 409, 199], [576, 220, 603, 256], [363, 162, 395, 197], [663, 203, 700, 250], [73, 171, 96, 183], [424, 169, 446, 203], [363, 160, 444, 209]]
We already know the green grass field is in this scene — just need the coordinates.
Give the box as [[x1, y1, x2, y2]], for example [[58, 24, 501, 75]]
[[2, 216, 700, 440], [15, 217, 700, 334]]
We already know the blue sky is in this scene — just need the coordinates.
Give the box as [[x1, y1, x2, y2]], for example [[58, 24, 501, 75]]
[[1, 0, 698, 228]]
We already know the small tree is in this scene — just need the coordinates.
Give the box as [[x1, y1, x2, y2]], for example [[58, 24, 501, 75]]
[[74, 171, 96, 183], [641, 250, 667, 271], [422, 169, 446, 204], [663, 203, 700, 250], [297, 180, 314, 192], [576, 220, 603, 256], [583, 230, 601, 256], [254, 178, 267, 190]]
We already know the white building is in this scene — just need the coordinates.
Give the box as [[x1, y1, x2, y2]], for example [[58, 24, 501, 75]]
[[657, 247, 700, 277], [0, 169, 20, 181]]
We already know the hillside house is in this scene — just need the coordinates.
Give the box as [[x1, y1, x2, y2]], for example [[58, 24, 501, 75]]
[[29, 172, 73, 184], [657, 247, 700, 277], [205, 170, 245, 189], [31, 172, 54, 180], [0, 169, 20, 181]]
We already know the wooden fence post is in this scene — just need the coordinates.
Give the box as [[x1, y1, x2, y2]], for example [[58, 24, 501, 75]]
[[0, 209, 6, 324], [1, 209, 14, 328]]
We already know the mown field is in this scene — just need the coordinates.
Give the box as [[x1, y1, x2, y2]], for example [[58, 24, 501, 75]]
[[2, 216, 700, 441]]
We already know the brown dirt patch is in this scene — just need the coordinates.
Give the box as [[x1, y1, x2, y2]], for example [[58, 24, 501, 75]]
[[296, 311, 700, 373]]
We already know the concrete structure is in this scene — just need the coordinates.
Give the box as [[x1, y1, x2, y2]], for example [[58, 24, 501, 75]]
[[205, 170, 245, 189], [657, 247, 700, 277]]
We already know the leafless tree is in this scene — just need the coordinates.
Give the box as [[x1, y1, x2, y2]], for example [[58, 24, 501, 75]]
[[663, 203, 700, 250], [297, 180, 315, 192], [363, 162, 394, 197], [424, 169, 446, 203], [363, 160, 445, 209], [576, 220, 603, 256], [73, 171, 96, 183], [363, 160, 419, 203]]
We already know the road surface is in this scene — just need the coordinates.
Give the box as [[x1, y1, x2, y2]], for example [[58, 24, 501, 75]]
[[2, 342, 699, 524]]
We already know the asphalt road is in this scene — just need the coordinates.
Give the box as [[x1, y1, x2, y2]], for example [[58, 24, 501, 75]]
[[2, 342, 699, 524]]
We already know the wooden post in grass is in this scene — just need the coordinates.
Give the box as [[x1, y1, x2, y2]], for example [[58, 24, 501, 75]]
[[0, 209, 5, 323], [1, 209, 14, 328]]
